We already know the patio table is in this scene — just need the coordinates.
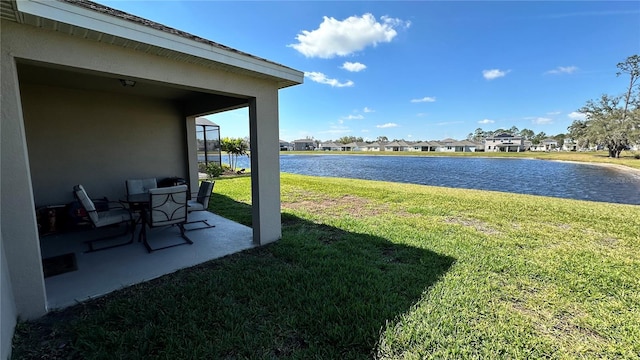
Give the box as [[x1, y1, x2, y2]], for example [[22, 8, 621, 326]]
[[121, 193, 150, 237]]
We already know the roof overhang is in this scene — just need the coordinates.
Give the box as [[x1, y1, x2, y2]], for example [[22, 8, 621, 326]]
[[4, 0, 303, 89]]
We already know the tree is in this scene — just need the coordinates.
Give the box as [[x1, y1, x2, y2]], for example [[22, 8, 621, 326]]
[[336, 136, 363, 144], [617, 54, 640, 122], [376, 136, 388, 143], [569, 54, 640, 158], [575, 95, 631, 157], [567, 119, 590, 149], [531, 131, 547, 145], [220, 137, 249, 171], [519, 128, 535, 141], [467, 128, 486, 142], [553, 133, 566, 148]]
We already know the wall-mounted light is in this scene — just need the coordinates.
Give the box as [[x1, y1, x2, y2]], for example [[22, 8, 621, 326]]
[[119, 79, 136, 87]]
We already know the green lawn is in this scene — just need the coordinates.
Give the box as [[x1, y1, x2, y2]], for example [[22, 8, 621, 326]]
[[12, 174, 640, 359]]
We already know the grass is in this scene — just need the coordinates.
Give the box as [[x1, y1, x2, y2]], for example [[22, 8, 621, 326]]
[[12, 173, 640, 359]]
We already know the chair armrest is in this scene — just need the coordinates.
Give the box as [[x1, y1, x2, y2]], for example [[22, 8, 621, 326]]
[[106, 201, 127, 211]]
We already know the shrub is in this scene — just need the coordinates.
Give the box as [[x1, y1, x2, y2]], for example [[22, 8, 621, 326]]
[[204, 163, 223, 178]]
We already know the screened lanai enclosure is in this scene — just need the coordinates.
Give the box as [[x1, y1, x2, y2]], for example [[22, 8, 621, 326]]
[[196, 117, 221, 171]]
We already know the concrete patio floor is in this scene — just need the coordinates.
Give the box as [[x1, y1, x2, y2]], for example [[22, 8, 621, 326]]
[[39, 211, 254, 310]]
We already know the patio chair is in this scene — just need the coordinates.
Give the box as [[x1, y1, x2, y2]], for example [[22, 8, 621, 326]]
[[125, 178, 157, 196], [140, 185, 193, 252], [125, 178, 157, 211], [73, 184, 136, 253], [186, 181, 215, 231]]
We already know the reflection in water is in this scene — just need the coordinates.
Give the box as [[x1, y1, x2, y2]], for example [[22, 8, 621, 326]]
[[232, 155, 640, 205]]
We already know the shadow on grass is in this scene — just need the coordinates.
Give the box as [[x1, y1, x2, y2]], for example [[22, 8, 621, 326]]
[[12, 195, 455, 359]]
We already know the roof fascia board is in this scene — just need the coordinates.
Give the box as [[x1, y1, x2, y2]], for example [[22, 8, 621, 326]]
[[16, 0, 302, 85]]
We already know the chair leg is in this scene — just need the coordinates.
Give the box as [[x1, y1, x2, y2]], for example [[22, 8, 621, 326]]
[[84, 221, 135, 253], [185, 211, 216, 231], [142, 224, 193, 253]]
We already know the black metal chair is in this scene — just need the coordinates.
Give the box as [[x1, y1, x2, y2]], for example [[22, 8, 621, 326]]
[[140, 185, 193, 252], [73, 184, 136, 252], [186, 181, 215, 231]]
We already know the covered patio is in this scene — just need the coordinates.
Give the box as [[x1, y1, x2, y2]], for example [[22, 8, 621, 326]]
[[40, 211, 254, 310], [1, 1, 303, 355]]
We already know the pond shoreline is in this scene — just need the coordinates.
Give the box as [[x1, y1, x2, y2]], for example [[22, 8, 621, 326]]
[[279, 151, 640, 174]]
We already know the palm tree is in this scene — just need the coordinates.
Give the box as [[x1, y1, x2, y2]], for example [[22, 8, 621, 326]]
[[221, 137, 249, 171]]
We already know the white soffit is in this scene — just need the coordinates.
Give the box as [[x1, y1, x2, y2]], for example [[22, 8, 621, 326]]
[[14, 0, 303, 88]]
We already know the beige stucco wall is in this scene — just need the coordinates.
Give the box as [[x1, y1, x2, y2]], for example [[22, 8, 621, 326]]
[[1, 235, 17, 360], [21, 83, 187, 206], [1, 26, 48, 323]]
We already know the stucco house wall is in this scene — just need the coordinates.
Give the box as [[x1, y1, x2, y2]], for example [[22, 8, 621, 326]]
[[1, 239, 17, 360], [21, 82, 187, 206]]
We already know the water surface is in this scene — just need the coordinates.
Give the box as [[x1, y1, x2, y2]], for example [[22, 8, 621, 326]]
[[237, 155, 640, 205]]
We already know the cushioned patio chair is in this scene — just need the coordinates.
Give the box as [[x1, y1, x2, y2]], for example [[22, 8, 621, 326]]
[[186, 181, 215, 231], [73, 184, 137, 253], [140, 185, 193, 252], [125, 178, 157, 196]]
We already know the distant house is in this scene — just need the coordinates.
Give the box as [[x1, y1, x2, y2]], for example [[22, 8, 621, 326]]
[[456, 140, 480, 152], [385, 140, 410, 152], [437, 138, 458, 152], [530, 138, 558, 151], [279, 140, 292, 151], [542, 138, 559, 151], [485, 133, 525, 152], [343, 142, 368, 151], [319, 142, 342, 151], [563, 139, 578, 151], [364, 142, 384, 151], [293, 139, 316, 151], [410, 141, 439, 152]]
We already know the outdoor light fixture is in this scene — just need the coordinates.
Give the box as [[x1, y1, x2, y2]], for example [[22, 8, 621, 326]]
[[118, 79, 136, 87]]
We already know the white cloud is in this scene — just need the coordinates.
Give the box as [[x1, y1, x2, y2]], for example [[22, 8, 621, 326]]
[[304, 72, 354, 87], [482, 69, 510, 80], [545, 66, 578, 75], [343, 114, 364, 120], [568, 111, 586, 120], [288, 13, 410, 58], [547, 111, 561, 115], [478, 119, 495, 124], [363, 107, 375, 113], [532, 117, 553, 125], [342, 62, 367, 72], [319, 125, 351, 135], [376, 123, 398, 128], [411, 96, 436, 103]]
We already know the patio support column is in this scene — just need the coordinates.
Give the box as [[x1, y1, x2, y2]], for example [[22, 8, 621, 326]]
[[186, 115, 199, 193], [248, 92, 281, 245], [1, 52, 47, 319]]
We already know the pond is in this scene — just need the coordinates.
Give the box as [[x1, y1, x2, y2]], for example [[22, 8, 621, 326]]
[[231, 155, 640, 205]]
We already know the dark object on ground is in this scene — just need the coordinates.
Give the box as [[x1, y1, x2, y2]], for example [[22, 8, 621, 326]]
[[42, 253, 77, 278]]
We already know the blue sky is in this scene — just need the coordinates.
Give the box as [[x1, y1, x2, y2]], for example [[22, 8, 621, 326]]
[[98, 1, 639, 142]]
